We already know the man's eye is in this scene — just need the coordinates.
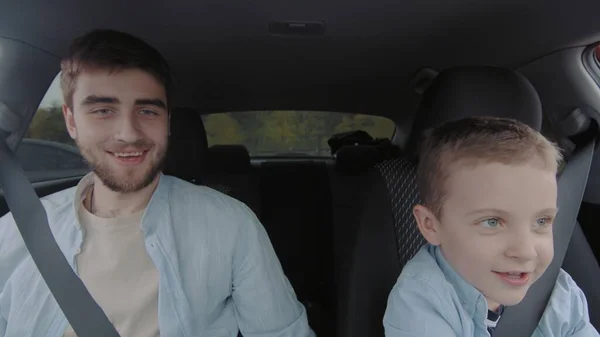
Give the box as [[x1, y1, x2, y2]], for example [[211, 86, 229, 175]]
[[93, 109, 112, 115], [480, 218, 500, 228], [141, 109, 158, 115]]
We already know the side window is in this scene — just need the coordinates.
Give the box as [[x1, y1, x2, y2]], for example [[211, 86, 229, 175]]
[[202, 111, 396, 157], [18, 73, 89, 182]]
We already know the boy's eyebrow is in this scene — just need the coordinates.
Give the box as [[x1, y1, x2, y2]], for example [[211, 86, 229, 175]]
[[537, 207, 559, 216], [467, 207, 559, 217], [466, 208, 510, 217]]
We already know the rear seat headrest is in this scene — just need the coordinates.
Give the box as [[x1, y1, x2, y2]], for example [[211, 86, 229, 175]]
[[207, 145, 251, 173], [335, 145, 387, 173], [407, 67, 543, 153], [163, 107, 208, 183]]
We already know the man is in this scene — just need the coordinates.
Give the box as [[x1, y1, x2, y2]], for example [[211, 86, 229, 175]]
[[0, 29, 315, 337]]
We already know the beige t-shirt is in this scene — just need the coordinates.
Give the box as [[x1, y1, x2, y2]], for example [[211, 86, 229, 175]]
[[63, 188, 160, 337]]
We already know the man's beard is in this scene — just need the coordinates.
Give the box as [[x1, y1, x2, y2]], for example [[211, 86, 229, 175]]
[[76, 139, 167, 193]]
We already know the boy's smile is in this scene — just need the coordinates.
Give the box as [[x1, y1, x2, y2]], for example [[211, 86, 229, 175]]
[[414, 160, 558, 311]]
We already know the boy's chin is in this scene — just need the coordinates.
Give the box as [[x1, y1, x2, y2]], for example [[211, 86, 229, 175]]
[[487, 291, 529, 308]]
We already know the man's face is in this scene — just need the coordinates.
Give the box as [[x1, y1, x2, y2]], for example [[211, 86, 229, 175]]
[[63, 68, 169, 193], [421, 161, 557, 310]]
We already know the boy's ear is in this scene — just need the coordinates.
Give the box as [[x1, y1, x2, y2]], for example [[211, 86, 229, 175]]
[[413, 204, 442, 246]]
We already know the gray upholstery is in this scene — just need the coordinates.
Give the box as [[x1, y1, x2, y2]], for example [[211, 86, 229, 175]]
[[204, 144, 261, 216], [407, 66, 543, 153], [375, 157, 422, 266], [163, 108, 208, 183]]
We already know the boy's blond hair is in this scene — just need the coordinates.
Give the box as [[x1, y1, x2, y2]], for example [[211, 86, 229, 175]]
[[417, 116, 563, 217]]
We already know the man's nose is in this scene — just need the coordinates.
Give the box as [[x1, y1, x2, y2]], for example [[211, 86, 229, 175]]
[[505, 229, 538, 261], [115, 112, 142, 143]]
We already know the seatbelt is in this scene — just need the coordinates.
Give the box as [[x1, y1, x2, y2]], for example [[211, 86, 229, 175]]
[[0, 139, 121, 337], [493, 130, 597, 336]]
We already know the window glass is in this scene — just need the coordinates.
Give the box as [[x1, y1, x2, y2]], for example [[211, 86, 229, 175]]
[[202, 111, 396, 157], [19, 73, 89, 182]]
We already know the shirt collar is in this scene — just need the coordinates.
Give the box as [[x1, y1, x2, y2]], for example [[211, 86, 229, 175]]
[[72, 172, 170, 232], [430, 244, 490, 319]]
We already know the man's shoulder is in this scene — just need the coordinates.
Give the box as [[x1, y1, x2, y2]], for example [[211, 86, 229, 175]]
[[1, 184, 76, 227], [163, 175, 257, 225], [40, 185, 78, 207], [166, 176, 249, 209]]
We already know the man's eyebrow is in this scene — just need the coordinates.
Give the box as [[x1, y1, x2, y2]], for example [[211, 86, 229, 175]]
[[135, 98, 167, 109], [81, 95, 120, 105]]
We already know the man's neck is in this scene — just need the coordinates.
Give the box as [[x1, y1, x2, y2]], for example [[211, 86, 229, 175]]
[[88, 175, 160, 218]]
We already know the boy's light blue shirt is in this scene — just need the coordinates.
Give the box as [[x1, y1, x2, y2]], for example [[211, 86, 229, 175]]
[[0, 173, 315, 337], [383, 244, 599, 337]]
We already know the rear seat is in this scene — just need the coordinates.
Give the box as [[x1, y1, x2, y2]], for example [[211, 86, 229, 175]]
[[329, 144, 400, 330], [163, 109, 261, 219], [258, 160, 335, 336], [331, 145, 389, 271], [204, 145, 261, 217], [163, 107, 207, 184]]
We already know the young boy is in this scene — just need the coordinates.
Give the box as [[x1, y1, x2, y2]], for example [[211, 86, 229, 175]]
[[383, 116, 599, 336]]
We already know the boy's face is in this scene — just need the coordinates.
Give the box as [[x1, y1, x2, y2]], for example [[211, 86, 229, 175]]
[[63, 68, 169, 193], [415, 161, 558, 310]]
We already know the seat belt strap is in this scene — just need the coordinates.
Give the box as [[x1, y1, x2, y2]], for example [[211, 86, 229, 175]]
[[0, 139, 121, 337], [494, 134, 596, 336]]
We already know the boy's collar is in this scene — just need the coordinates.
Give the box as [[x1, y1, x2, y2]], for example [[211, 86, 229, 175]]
[[430, 244, 491, 319]]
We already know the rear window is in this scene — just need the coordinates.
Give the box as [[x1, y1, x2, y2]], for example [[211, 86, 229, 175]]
[[202, 111, 395, 157]]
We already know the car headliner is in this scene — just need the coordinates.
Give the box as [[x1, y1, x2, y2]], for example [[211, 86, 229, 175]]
[[2, 0, 600, 122]]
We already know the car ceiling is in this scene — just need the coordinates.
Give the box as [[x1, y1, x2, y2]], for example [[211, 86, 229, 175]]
[[2, 0, 600, 123]]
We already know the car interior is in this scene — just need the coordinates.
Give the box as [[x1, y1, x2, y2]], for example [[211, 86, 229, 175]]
[[2, 0, 600, 336]]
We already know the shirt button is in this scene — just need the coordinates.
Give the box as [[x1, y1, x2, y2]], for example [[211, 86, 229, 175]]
[[75, 248, 81, 254]]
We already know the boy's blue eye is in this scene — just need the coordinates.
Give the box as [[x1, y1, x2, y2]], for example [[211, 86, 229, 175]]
[[536, 217, 551, 227], [481, 218, 500, 228]]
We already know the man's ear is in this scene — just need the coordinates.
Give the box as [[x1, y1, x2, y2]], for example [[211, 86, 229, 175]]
[[62, 104, 77, 140], [168, 110, 171, 136], [413, 204, 442, 246]]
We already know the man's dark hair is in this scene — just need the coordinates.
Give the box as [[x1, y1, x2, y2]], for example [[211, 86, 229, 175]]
[[60, 29, 172, 109]]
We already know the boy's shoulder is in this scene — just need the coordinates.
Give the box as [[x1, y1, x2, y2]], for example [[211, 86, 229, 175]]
[[535, 269, 599, 336], [399, 244, 454, 290], [384, 245, 469, 336]]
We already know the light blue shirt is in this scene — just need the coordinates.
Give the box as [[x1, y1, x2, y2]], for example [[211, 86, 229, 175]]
[[0, 173, 315, 337], [383, 244, 599, 337]]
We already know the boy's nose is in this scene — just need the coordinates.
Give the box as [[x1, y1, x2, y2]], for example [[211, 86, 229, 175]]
[[505, 232, 538, 261]]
